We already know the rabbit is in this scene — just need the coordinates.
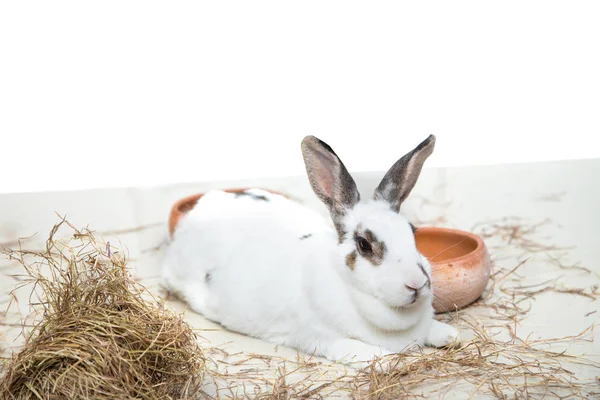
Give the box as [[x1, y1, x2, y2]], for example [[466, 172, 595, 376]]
[[161, 134, 460, 365]]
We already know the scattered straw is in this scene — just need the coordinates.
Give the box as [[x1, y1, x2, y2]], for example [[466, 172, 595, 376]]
[[0, 217, 207, 399], [471, 217, 573, 254], [353, 322, 598, 399], [195, 346, 352, 399]]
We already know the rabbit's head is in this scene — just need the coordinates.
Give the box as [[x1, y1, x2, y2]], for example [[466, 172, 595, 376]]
[[301, 134, 435, 309]]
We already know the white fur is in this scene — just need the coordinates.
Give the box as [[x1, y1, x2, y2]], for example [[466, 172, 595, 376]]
[[162, 188, 459, 365]]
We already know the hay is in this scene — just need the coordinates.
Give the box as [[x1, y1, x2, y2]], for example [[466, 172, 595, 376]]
[[0, 218, 207, 399], [196, 346, 352, 399], [352, 322, 598, 399]]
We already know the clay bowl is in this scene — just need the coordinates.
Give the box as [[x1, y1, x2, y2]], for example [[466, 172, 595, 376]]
[[415, 227, 492, 314], [168, 188, 287, 238]]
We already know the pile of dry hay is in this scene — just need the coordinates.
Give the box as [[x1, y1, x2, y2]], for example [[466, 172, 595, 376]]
[[0, 219, 207, 399]]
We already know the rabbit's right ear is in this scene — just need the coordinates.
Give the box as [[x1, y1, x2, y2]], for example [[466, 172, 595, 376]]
[[374, 135, 436, 212], [301, 136, 360, 238]]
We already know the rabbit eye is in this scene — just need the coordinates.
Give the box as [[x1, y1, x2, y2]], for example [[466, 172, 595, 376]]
[[357, 237, 372, 254]]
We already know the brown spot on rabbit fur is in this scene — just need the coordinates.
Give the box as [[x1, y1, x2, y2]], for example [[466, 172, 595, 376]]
[[346, 250, 357, 270], [234, 191, 270, 201]]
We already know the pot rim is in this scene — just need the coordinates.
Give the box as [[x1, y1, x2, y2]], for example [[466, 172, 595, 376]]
[[414, 226, 487, 266]]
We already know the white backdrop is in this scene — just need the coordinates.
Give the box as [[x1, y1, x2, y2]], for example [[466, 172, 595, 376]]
[[1, 1, 599, 194]]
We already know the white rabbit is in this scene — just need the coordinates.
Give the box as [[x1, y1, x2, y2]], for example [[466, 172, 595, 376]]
[[162, 135, 459, 365]]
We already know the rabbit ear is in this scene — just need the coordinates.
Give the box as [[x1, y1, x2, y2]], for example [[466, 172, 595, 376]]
[[374, 135, 436, 213], [301, 135, 360, 237]]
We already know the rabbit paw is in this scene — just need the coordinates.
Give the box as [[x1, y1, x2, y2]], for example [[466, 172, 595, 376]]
[[325, 338, 393, 368], [426, 320, 460, 348]]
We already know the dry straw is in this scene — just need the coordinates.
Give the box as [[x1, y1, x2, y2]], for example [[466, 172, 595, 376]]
[[352, 321, 598, 399], [0, 218, 207, 399]]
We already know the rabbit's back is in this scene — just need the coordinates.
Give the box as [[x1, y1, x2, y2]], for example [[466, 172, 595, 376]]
[[162, 189, 333, 340]]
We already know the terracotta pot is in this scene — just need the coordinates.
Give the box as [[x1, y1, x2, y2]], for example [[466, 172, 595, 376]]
[[415, 227, 492, 313], [168, 188, 287, 238]]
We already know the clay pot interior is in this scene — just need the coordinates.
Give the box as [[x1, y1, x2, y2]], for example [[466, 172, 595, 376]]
[[415, 228, 479, 263]]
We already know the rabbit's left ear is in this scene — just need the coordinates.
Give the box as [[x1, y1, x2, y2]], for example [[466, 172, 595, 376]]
[[374, 135, 436, 213], [301, 135, 360, 237]]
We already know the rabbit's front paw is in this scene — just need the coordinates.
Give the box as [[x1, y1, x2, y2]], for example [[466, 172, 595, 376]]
[[325, 338, 392, 366], [426, 320, 460, 348]]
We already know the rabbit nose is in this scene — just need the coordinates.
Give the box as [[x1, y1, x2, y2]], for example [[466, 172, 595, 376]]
[[405, 282, 426, 292]]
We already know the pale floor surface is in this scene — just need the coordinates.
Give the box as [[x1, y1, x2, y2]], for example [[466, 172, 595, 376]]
[[1, 159, 599, 398]]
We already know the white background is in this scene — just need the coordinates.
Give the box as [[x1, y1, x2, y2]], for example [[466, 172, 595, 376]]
[[1, 1, 598, 194]]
